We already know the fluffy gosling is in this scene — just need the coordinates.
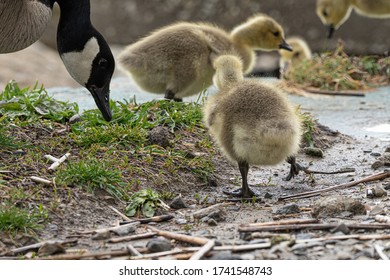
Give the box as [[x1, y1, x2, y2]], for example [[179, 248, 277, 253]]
[[203, 55, 302, 198], [118, 14, 292, 101], [316, 0, 390, 38], [279, 37, 312, 78]]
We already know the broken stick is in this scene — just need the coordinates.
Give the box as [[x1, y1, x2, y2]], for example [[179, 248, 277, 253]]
[[280, 171, 390, 200], [189, 239, 216, 260], [148, 226, 210, 246]]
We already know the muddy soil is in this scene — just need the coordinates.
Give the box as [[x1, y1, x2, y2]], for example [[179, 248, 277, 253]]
[[1, 119, 389, 260]]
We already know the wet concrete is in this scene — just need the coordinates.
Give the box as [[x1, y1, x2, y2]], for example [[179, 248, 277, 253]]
[[47, 77, 390, 141]]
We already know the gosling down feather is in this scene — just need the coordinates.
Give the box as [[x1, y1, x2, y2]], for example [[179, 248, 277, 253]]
[[203, 55, 302, 198], [279, 37, 312, 78], [0, 0, 115, 121], [316, 0, 390, 38], [118, 14, 292, 101]]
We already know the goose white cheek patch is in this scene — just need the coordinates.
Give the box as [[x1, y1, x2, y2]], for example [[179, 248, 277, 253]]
[[60, 37, 100, 86]]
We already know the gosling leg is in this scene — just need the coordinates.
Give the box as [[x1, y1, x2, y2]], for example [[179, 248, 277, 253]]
[[285, 156, 305, 181], [223, 161, 256, 198], [164, 90, 183, 102]]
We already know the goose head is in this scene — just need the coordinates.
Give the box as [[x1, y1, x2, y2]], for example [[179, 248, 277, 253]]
[[56, 0, 115, 122], [316, 0, 353, 38], [231, 14, 293, 52], [212, 55, 244, 90]]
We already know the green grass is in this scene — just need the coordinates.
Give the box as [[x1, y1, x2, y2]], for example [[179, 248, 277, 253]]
[[56, 159, 129, 200], [0, 126, 23, 150], [0, 80, 78, 124], [0, 204, 48, 234], [286, 43, 390, 91]]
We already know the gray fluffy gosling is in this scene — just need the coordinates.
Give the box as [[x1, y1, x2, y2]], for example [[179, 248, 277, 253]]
[[203, 55, 302, 198], [317, 0, 390, 38], [118, 14, 292, 101]]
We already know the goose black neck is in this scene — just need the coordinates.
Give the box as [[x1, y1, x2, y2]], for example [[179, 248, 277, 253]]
[[56, 0, 95, 53]]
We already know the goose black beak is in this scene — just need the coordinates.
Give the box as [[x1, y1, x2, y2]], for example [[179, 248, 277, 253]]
[[279, 39, 293, 52], [87, 84, 112, 122], [327, 25, 335, 39]]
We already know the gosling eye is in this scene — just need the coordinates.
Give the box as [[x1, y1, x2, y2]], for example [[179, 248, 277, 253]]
[[322, 10, 328, 17], [293, 52, 301, 58], [98, 58, 108, 68], [272, 31, 280, 37]]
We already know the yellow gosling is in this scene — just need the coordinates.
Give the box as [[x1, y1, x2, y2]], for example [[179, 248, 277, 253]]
[[118, 14, 292, 101], [203, 55, 302, 198]]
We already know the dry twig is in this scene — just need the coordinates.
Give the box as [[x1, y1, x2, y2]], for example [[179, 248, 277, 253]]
[[148, 226, 210, 246], [108, 232, 157, 243], [189, 239, 216, 260], [280, 171, 390, 200]]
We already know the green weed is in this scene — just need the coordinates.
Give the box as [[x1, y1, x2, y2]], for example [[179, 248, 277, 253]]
[[0, 81, 78, 124], [125, 188, 161, 218], [0, 204, 48, 234], [56, 159, 128, 200]]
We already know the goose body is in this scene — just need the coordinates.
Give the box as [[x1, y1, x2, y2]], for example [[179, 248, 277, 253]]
[[279, 37, 312, 78], [0, 0, 115, 121], [203, 55, 302, 198], [118, 14, 292, 101], [316, 0, 390, 37]]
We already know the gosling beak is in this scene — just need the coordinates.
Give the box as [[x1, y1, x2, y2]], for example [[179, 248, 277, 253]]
[[279, 39, 293, 52], [327, 25, 335, 39], [87, 84, 112, 122]]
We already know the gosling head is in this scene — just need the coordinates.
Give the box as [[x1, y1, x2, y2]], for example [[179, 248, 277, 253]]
[[279, 37, 312, 75], [212, 55, 244, 90], [316, 0, 353, 38], [59, 34, 115, 122], [231, 14, 293, 52]]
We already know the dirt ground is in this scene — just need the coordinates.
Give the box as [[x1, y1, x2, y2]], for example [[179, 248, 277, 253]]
[[1, 117, 389, 260]]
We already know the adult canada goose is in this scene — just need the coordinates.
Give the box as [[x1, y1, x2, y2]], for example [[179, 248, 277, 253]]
[[118, 14, 292, 101], [203, 55, 302, 198], [0, 0, 115, 121], [316, 0, 390, 38], [279, 37, 312, 78]]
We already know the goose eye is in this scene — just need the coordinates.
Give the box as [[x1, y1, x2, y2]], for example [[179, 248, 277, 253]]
[[98, 58, 108, 68], [293, 52, 301, 58], [273, 31, 280, 37]]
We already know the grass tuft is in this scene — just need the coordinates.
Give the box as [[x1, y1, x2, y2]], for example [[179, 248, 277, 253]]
[[286, 42, 390, 91], [0, 204, 48, 234], [56, 159, 128, 200], [0, 80, 78, 124]]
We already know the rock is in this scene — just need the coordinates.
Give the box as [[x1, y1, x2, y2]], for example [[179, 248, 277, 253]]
[[69, 114, 81, 124], [148, 126, 172, 148], [112, 224, 137, 236], [336, 251, 351, 260], [385, 146, 390, 153], [169, 196, 188, 210], [371, 152, 381, 157], [92, 230, 111, 240], [371, 161, 384, 169], [383, 183, 390, 190], [312, 197, 366, 218], [175, 218, 188, 225], [264, 192, 273, 199], [331, 223, 350, 234], [274, 203, 300, 215], [208, 251, 242, 260], [38, 242, 66, 256], [146, 238, 172, 253], [207, 218, 218, 226], [366, 186, 387, 198], [303, 147, 324, 158], [369, 205, 385, 216], [193, 204, 226, 219]]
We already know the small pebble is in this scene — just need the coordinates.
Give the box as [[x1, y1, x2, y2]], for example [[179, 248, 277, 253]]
[[331, 223, 350, 235], [367, 186, 387, 198], [207, 218, 218, 226], [69, 114, 81, 124], [146, 238, 172, 253], [92, 231, 111, 240], [303, 147, 324, 158], [175, 218, 188, 225], [169, 196, 188, 210], [274, 203, 300, 215], [38, 242, 65, 256]]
